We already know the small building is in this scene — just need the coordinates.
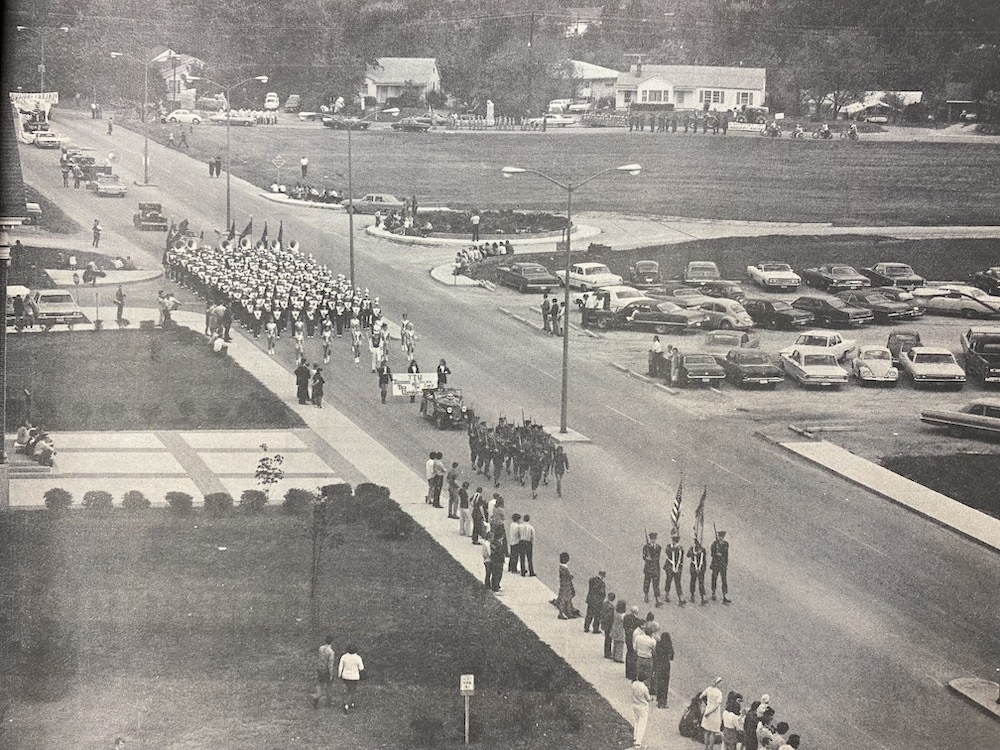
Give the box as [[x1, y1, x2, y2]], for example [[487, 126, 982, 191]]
[[570, 60, 622, 102], [362, 58, 441, 105], [564, 7, 603, 37], [841, 91, 923, 121], [614, 63, 766, 112], [150, 48, 205, 107]]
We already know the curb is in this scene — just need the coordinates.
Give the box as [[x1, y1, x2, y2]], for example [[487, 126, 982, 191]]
[[367, 223, 603, 248], [609, 361, 679, 394], [946, 678, 1000, 720]]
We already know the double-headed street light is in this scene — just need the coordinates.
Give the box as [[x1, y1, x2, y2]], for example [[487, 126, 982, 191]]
[[345, 106, 399, 288], [110, 51, 168, 186], [185, 74, 269, 229], [15, 25, 70, 93], [500, 163, 642, 434]]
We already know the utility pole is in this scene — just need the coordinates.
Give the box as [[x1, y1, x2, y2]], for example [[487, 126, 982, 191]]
[[526, 12, 535, 116]]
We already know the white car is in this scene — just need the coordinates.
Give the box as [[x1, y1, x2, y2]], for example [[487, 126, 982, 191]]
[[163, 109, 202, 124], [93, 174, 127, 198], [780, 330, 857, 361], [578, 286, 651, 312], [698, 299, 754, 330], [898, 346, 966, 389], [746, 262, 801, 290], [851, 346, 899, 385], [33, 131, 62, 148], [264, 92, 280, 111], [527, 113, 577, 127], [555, 262, 623, 291], [779, 348, 849, 388], [912, 284, 1000, 319]]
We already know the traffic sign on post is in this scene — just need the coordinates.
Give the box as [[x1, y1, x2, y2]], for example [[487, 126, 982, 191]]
[[271, 154, 286, 168], [460, 674, 475, 696]]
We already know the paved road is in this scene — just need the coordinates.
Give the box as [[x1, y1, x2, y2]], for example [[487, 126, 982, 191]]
[[18, 112, 1000, 750]]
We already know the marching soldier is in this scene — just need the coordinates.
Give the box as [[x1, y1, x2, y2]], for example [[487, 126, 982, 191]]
[[710, 530, 732, 604], [664, 533, 685, 605], [642, 532, 662, 607], [687, 536, 708, 605], [552, 445, 569, 497]]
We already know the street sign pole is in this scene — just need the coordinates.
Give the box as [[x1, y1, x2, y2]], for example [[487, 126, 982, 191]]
[[460, 674, 475, 745], [271, 154, 286, 194]]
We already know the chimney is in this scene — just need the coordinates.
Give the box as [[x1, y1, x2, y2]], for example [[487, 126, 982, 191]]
[[636, 61, 642, 76]]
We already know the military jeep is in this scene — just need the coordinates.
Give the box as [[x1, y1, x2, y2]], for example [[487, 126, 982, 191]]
[[421, 387, 467, 430]]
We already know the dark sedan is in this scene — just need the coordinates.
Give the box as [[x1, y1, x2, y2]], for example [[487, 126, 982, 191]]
[[836, 290, 923, 323], [628, 260, 662, 289], [800, 264, 871, 291], [972, 267, 1000, 296], [700, 280, 747, 302], [861, 262, 926, 290], [392, 117, 433, 132], [716, 349, 784, 388], [585, 300, 709, 334], [496, 262, 559, 293], [322, 116, 371, 130], [792, 296, 874, 327], [672, 352, 727, 387], [743, 298, 814, 330]]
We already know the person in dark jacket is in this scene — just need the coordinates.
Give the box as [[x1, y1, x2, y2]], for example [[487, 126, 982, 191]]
[[377, 360, 393, 404], [294, 359, 311, 404], [623, 605, 643, 680], [653, 627, 674, 707], [584, 570, 607, 633], [600, 592, 617, 658]]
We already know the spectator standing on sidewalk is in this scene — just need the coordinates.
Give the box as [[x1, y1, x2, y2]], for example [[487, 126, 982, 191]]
[[482, 530, 493, 585], [653, 625, 674, 708], [92, 219, 102, 248], [488, 524, 508, 591], [446, 461, 460, 518], [601, 592, 617, 658], [337, 644, 364, 714], [300, 155, 309, 178], [554, 551, 579, 619], [631, 677, 653, 748], [431, 452, 447, 508], [114, 285, 126, 323], [507, 514, 522, 573], [518, 513, 535, 575], [634, 623, 657, 687], [610, 599, 627, 662], [541, 294, 552, 333], [471, 486, 486, 543], [311, 366, 325, 408], [295, 359, 311, 405], [583, 570, 607, 633], [458, 482, 472, 535], [700, 677, 724, 750], [311, 635, 336, 708], [721, 694, 742, 749], [470, 211, 481, 242], [623, 605, 642, 679]]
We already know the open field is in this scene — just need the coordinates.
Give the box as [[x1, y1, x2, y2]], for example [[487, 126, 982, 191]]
[[7, 329, 303, 431], [0, 509, 630, 749], [122, 117, 1000, 226]]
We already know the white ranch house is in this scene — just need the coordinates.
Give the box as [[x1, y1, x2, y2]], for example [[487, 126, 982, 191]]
[[615, 64, 766, 111], [362, 58, 441, 104]]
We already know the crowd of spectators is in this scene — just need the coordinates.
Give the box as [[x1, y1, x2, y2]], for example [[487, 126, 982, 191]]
[[268, 182, 344, 204], [454, 241, 513, 275]]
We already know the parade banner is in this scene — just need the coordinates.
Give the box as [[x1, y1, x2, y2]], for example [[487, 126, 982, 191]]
[[10, 91, 60, 106], [391, 373, 437, 396]]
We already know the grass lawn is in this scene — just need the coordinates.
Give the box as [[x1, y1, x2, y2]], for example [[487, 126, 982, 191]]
[[25, 184, 83, 235], [7, 328, 303, 431], [474, 235, 1000, 285], [123, 116, 1000, 226], [8, 245, 118, 289], [882, 454, 1000, 520], [0, 508, 631, 749]]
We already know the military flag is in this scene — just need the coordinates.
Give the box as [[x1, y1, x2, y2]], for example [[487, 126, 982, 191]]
[[670, 480, 683, 536], [693, 487, 707, 545], [277, 220, 283, 246], [227, 220, 236, 241], [259, 221, 268, 244], [238, 217, 253, 240]]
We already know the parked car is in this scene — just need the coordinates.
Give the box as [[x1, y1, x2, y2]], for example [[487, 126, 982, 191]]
[[887, 330, 922, 365], [684, 261, 721, 286], [322, 115, 371, 130], [743, 298, 814, 330], [162, 109, 202, 124], [898, 347, 966, 389], [6, 288, 87, 328], [656, 285, 712, 309], [875, 287, 915, 303], [420, 387, 467, 429], [342, 193, 406, 214], [263, 92, 280, 111], [133, 202, 169, 231], [780, 330, 857, 361], [298, 111, 322, 121], [628, 260, 662, 289], [851, 346, 899, 385], [584, 299, 708, 333], [581, 286, 651, 312], [971, 267, 1000, 296], [24, 202, 42, 225], [920, 398, 1000, 437], [702, 331, 760, 350], [791, 296, 874, 327], [835, 290, 923, 322], [555, 262, 623, 291], [778, 348, 849, 388], [283, 94, 301, 112], [716, 349, 784, 389], [700, 280, 746, 302], [392, 117, 433, 132], [496, 262, 559, 293], [527, 113, 576, 127], [698, 299, 754, 330], [746, 261, 801, 291], [93, 174, 127, 198], [861, 262, 926, 290], [912, 284, 1000, 319], [33, 131, 62, 148], [208, 112, 255, 126], [670, 352, 727, 387], [800, 264, 871, 291], [961, 327, 1000, 385]]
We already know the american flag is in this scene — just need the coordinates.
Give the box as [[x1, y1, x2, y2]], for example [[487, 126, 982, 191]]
[[670, 480, 683, 536], [693, 487, 707, 544]]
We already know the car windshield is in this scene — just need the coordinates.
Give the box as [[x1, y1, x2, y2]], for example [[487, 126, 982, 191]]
[[883, 265, 915, 276], [913, 353, 955, 365], [635, 262, 658, 272], [865, 295, 892, 304], [684, 356, 715, 365], [730, 304, 749, 315], [863, 350, 891, 361], [42, 293, 74, 304], [738, 354, 770, 365], [616, 290, 644, 299], [585, 265, 612, 275], [674, 288, 701, 298], [797, 336, 831, 346], [656, 302, 683, 313], [827, 299, 848, 308], [761, 263, 791, 272], [831, 266, 856, 275], [770, 301, 792, 311], [803, 354, 837, 366], [710, 334, 740, 345]]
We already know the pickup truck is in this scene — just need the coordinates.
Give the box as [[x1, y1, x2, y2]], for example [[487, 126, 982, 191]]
[[961, 327, 1000, 385]]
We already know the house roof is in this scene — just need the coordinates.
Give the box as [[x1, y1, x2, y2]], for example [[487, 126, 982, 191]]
[[617, 64, 766, 91], [366, 58, 439, 85], [1, 95, 28, 223], [565, 7, 603, 23], [842, 91, 923, 115], [571, 60, 622, 81]]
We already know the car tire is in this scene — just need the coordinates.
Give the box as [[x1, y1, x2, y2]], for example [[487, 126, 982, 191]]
[[168, 117, 178, 123], [654, 324, 669, 335], [192, 118, 200, 124], [596, 318, 609, 330], [719, 320, 732, 329], [961, 308, 978, 319]]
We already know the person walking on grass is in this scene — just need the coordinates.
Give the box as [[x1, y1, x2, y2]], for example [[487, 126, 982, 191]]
[[311, 635, 336, 708], [337, 643, 364, 714]]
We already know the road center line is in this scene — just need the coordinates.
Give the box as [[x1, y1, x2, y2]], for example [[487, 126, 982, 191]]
[[527, 363, 557, 381], [563, 514, 615, 553], [605, 405, 645, 426], [707, 459, 752, 484]]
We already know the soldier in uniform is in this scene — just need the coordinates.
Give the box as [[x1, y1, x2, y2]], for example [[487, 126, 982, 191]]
[[710, 530, 732, 604], [642, 532, 663, 607], [664, 533, 685, 605], [528, 444, 545, 499], [552, 445, 569, 496], [687, 536, 708, 605]]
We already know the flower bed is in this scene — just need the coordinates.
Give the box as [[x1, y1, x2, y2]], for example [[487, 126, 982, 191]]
[[416, 209, 567, 237]]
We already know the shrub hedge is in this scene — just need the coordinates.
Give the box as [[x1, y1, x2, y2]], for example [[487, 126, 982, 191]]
[[121, 490, 151, 512], [203, 492, 235, 517], [165, 491, 193, 515], [82, 490, 114, 512], [43, 488, 73, 511]]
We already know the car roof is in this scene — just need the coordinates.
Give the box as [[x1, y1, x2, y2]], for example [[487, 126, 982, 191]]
[[575, 262, 611, 269], [909, 346, 952, 355], [598, 285, 641, 293], [859, 345, 891, 353], [967, 398, 1000, 408]]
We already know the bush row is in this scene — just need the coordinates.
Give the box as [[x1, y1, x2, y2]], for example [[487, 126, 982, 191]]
[[40, 484, 413, 538]]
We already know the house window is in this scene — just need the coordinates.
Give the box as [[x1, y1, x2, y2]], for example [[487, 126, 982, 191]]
[[737, 92, 754, 106], [641, 90, 665, 103], [700, 90, 725, 105], [623, 91, 633, 104]]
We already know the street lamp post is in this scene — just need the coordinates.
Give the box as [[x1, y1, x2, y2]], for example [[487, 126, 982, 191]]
[[15, 25, 70, 93], [110, 52, 156, 185], [185, 74, 269, 229], [500, 163, 642, 434], [346, 106, 399, 288]]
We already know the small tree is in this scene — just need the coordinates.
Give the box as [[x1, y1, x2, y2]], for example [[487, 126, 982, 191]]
[[166, 491, 194, 515], [239, 489, 268, 514], [43, 488, 73, 512], [121, 490, 151, 512], [255, 443, 284, 499], [82, 490, 114, 512], [283, 488, 316, 515], [203, 492, 234, 517]]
